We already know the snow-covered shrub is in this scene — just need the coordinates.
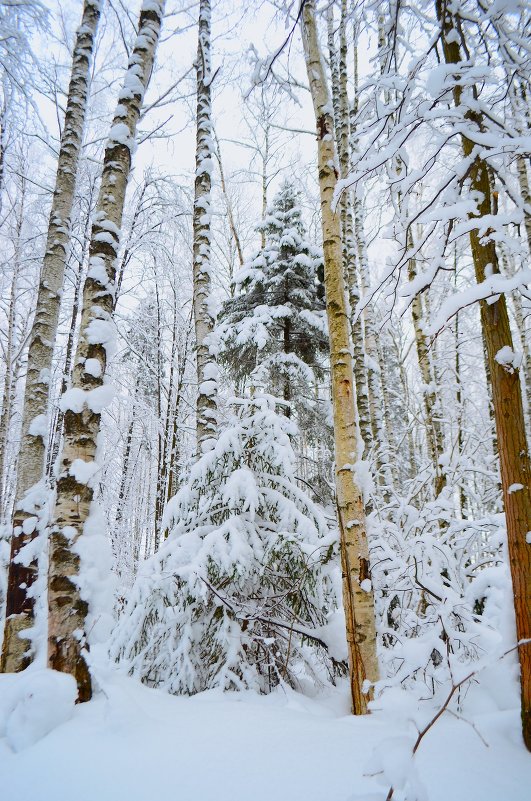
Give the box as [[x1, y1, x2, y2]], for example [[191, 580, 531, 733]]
[[370, 487, 512, 696], [112, 395, 343, 694]]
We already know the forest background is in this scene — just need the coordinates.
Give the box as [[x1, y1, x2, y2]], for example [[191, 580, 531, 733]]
[[0, 1, 530, 799]]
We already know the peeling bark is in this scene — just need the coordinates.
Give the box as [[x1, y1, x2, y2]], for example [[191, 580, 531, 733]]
[[1, 0, 102, 674], [47, 0, 165, 700], [301, 0, 379, 714], [193, 0, 218, 453], [327, 3, 372, 456]]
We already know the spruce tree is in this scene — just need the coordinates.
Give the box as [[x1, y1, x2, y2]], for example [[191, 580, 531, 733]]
[[215, 181, 328, 429], [112, 395, 342, 694]]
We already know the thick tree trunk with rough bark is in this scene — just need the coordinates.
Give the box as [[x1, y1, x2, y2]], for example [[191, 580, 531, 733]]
[[47, 0, 165, 701], [498, 248, 531, 440], [437, 0, 531, 750], [47, 186, 96, 483], [0, 0, 102, 674], [193, 0, 218, 453], [301, 0, 379, 715]]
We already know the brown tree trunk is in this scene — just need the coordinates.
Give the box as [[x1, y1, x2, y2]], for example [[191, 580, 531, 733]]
[[301, 0, 379, 715], [437, 0, 531, 750]]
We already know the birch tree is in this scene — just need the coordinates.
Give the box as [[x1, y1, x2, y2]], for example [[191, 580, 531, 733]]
[[193, 0, 218, 453], [300, 0, 379, 714], [327, 3, 372, 458], [0, 169, 31, 524], [0, 0, 102, 674], [47, 0, 165, 701], [408, 245, 446, 498]]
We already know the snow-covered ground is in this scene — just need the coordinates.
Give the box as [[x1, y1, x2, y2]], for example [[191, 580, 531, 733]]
[[1, 666, 530, 801]]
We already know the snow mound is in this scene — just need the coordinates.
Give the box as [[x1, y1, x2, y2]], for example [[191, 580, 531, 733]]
[[0, 669, 77, 752]]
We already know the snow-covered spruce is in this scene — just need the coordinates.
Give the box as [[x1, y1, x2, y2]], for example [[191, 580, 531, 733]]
[[215, 181, 328, 432], [112, 395, 343, 694]]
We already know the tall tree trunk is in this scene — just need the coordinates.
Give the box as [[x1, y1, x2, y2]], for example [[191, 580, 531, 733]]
[[516, 154, 531, 255], [509, 79, 531, 256], [0, 102, 8, 217], [213, 127, 244, 272], [153, 280, 165, 550], [47, 0, 165, 701], [116, 416, 135, 529], [327, 3, 372, 457], [261, 123, 270, 248], [351, 11, 395, 491], [301, 0, 379, 715], [47, 193, 94, 482], [0, 0, 101, 674], [115, 180, 150, 300], [437, 0, 531, 750], [408, 242, 446, 498], [193, 0, 218, 453], [499, 246, 531, 440], [165, 314, 192, 510], [454, 306, 467, 516], [510, 289, 531, 439], [0, 268, 17, 523], [283, 317, 292, 416]]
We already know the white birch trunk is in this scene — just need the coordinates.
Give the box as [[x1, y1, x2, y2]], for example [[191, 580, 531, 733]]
[[408, 246, 446, 498], [0, 0, 102, 674], [47, 0, 165, 700], [301, 0, 379, 714], [0, 268, 17, 523], [327, 3, 372, 458], [193, 0, 218, 453]]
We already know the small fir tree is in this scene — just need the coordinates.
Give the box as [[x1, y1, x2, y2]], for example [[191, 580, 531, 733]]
[[112, 395, 343, 694], [215, 181, 328, 429]]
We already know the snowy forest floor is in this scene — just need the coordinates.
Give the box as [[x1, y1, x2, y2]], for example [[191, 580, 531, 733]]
[[1, 665, 530, 801]]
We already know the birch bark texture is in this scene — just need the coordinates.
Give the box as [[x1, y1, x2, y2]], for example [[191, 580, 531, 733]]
[[193, 0, 218, 453], [408, 247, 446, 498], [436, 0, 531, 750], [327, 2, 372, 458], [47, 0, 165, 701], [0, 0, 101, 674], [0, 257, 17, 523], [301, 0, 379, 714]]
